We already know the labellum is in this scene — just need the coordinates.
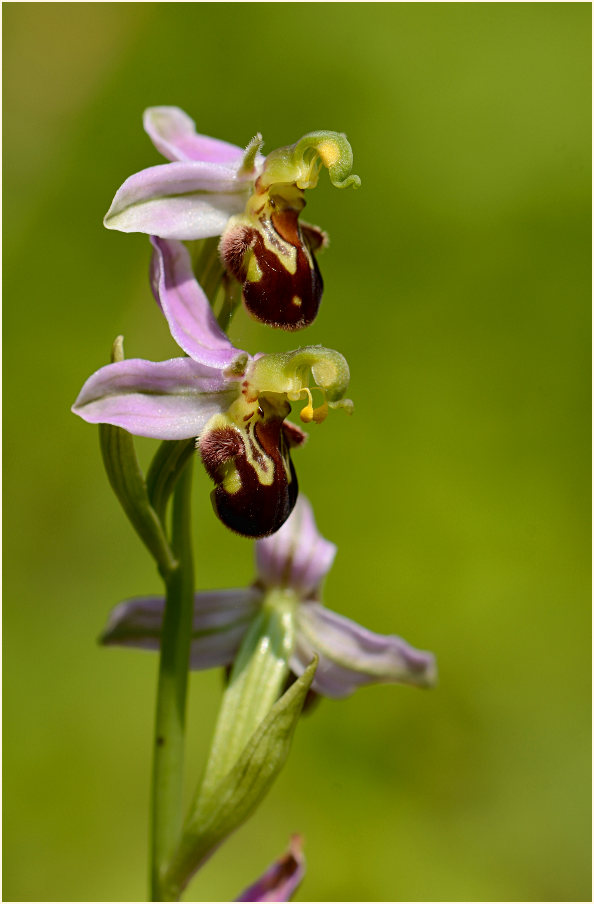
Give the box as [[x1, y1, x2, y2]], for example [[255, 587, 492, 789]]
[[219, 182, 327, 331], [198, 396, 306, 537]]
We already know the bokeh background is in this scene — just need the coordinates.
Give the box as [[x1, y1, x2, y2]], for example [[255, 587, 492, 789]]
[[3, 3, 591, 901]]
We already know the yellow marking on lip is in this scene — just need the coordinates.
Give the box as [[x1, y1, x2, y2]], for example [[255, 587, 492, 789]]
[[243, 421, 275, 487], [246, 254, 263, 283], [292, 296, 302, 307], [221, 462, 242, 495], [258, 217, 298, 275]]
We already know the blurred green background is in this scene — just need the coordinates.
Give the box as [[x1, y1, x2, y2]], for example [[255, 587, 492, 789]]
[[3, 3, 591, 901]]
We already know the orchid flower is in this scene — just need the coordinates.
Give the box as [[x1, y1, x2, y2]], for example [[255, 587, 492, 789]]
[[100, 496, 437, 697], [72, 238, 352, 537], [104, 106, 360, 330], [236, 835, 305, 902]]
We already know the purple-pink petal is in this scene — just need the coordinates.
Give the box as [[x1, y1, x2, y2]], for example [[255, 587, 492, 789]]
[[72, 357, 236, 440], [143, 106, 245, 165], [291, 602, 437, 698], [255, 496, 336, 597], [101, 587, 262, 670], [103, 161, 248, 239], [150, 236, 247, 370], [236, 835, 305, 902]]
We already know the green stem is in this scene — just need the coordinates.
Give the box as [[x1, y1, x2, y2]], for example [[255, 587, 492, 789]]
[[146, 438, 196, 525], [149, 460, 195, 902]]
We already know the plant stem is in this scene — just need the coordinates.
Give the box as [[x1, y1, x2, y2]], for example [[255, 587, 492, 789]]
[[149, 460, 195, 902]]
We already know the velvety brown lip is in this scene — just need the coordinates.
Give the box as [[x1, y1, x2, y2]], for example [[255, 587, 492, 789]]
[[242, 216, 323, 330], [220, 209, 323, 331], [199, 418, 299, 538]]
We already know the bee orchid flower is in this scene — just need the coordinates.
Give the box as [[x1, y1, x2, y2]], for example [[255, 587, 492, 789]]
[[100, 496, 437, 697], [104, 106, 360, 330], [72, 238, 352, 537]]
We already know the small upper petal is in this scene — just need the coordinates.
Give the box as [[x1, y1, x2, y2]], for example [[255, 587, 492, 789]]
[[236, 835, 305, 902], [255, 495, 336, 596], [72, 357, 236, 439], [104, 162, 248, 239], [150, 236, 247, 370], [101, 587, 262, 670], [143, 106, 245, 165], [292, 602, 437, 698]]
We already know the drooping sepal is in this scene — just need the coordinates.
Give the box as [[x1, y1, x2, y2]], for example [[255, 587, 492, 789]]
[[149, 236, 248, 370], [72, 352, 237, 440], [293, 603, 437, 698], [100, 587, 262, 670]]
